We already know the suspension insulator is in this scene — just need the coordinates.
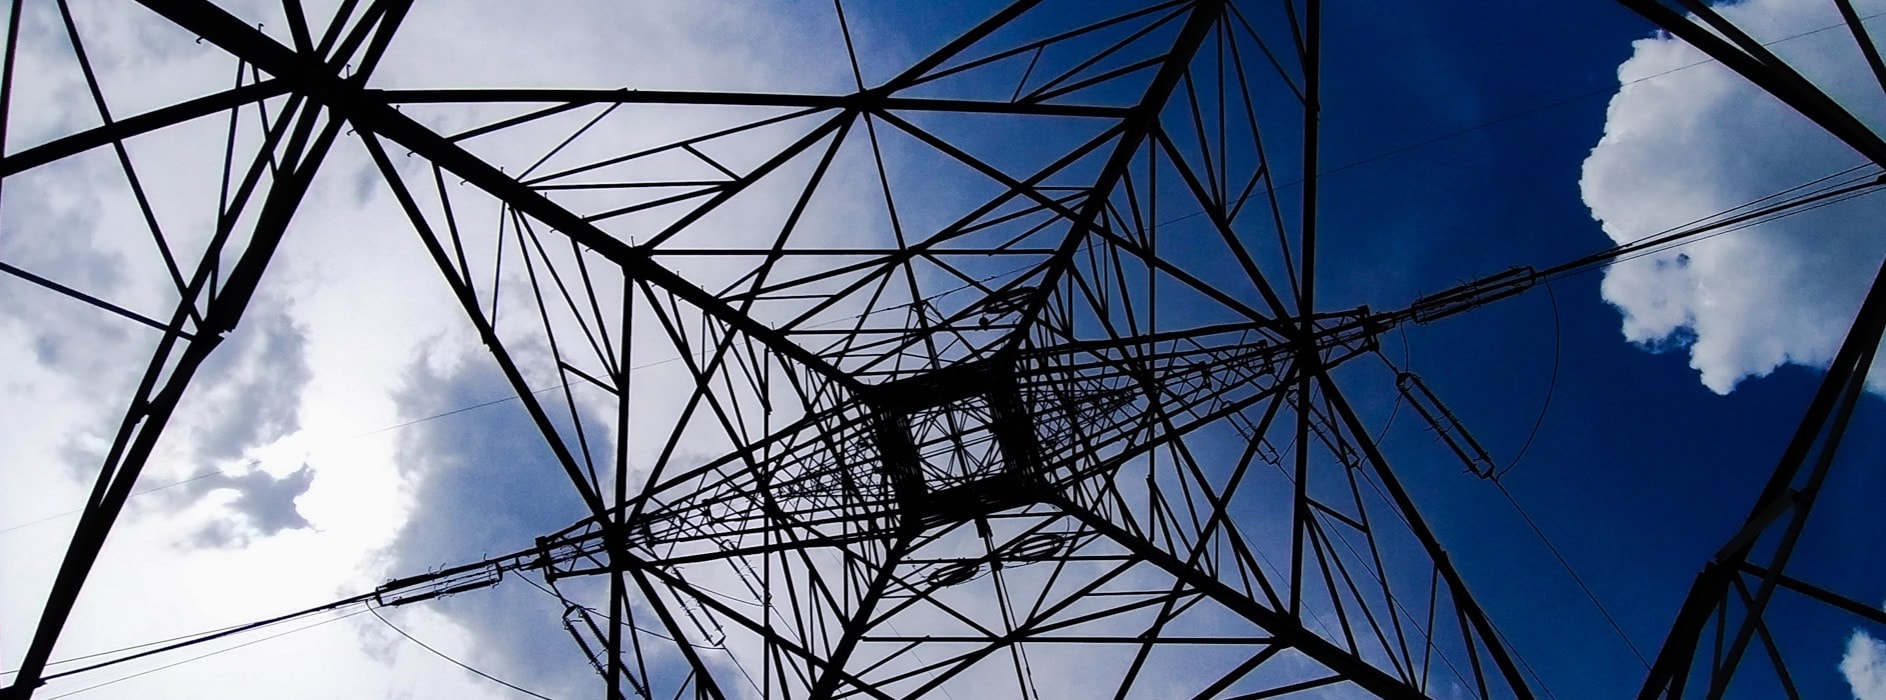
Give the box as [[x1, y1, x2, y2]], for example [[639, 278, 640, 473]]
[[1396, 372, 1499, 479]]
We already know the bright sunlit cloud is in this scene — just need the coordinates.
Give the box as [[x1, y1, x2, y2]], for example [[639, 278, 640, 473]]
[[1845, 624, 1886, 700], [0, 0, 845, 696], [1582, 0, 1886, 394]]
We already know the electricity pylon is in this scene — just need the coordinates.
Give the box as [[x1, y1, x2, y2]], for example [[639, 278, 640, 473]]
[[4, 1, 1884, 698]]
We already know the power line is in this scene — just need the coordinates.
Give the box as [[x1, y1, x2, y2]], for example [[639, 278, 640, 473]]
[[1495, 481, 1651, 671], [1152, 9, 1886, 230], [0, 463, 247, 536], [35, 130, 1839, 696], [1498, 278, 1562, 479], [370, 606, 554, 700], [17, 594, 376, 684], [37, 609, 370, 699], [21, 29, 1848, 541]]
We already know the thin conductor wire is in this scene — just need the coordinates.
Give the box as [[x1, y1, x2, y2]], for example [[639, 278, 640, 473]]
[[370, 606, 553, 700]]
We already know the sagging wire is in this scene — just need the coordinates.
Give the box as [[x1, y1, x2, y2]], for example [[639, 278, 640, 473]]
[[0, 460, 261, 537], [1315, 509, 1522, 698], [12, 591, 375, 687], [1497, 278, 1561, 480], [1319, 338, 1560, 695], [1366, 324, 1416, 446], [1492, 480, 1651, 671], [36, 608, 370, 699], [369, 605, 554, 700], [1152, 9, 1886, 229], [1379, 280, 1643, 673], [1475, 601, 1564, 700], [1542, 164, 1882, 286], [27, 7, 1875, 694], [15, 549, 555, 697]]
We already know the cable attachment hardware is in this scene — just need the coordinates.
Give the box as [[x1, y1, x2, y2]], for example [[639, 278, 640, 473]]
[[1396, 372, 1499, 480], [1409, 266, 1537, 325], [374, 561, 504, 607], [564, 604, 650, 699]]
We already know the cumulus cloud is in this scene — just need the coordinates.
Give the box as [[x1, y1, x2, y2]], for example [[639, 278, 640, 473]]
[[382, 347, 599, 695], [1581, 0, 1886, 394], [3, 1, 1247, 697], [1, 5, 487, 693], [1845, 626, 1886, 700], [386, 351, 594, 569]]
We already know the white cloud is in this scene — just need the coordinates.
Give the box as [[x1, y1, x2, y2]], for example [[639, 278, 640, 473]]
[[1581, 0, 1886, 394], [4, 0, 863, 696], [3, 2, 1400, 698], [1845, 627, 1886, 700]]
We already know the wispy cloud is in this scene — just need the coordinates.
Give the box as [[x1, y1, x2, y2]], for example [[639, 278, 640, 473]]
[[179, 464, 317, 548]]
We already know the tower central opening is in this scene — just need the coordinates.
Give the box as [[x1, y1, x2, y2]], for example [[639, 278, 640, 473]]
[[866, 359, 1050, 529]]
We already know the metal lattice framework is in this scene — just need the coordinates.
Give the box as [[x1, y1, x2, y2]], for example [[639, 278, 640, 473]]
[[3, 1, 1885, 698]]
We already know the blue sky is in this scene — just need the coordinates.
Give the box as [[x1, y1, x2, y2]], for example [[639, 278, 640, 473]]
[[1297, 1, 1886, 696], [4, 1, 1886, 698], [1332, 2, 1886, 697]]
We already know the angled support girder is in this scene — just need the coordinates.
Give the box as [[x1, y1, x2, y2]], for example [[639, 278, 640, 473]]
[[1318, 375, 1536, 698], [356, 131, 611, 518], [1053, 497, 1428, 699], [2, 100, 348, 700], [4, 5, 413, 696], [1, 4, 1582, 699], [805, 538, 913, 699], [0, 80, 291, 178], [136, 0, 868, 396], [1001, 0, 1243, 353], [373, 88, 1131, 119], [1614, 2, 1886, 696], [1637, 246, 1886, 698], [1616, 0, 1886, 167]]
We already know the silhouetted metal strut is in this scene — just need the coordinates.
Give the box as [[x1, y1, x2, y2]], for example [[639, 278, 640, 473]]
[[20, 1, 1883, 698]]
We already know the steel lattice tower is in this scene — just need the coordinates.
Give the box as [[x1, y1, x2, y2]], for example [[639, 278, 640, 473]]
[[3, 1, 1885, 698]]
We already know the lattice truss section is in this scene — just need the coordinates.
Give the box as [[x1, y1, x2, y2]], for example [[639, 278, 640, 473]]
[[7, 1, 1886, 699]]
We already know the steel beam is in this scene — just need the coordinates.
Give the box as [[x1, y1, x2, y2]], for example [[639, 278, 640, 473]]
[[2, 104, 345, 700], [375, 88, 1130, 119], [1318, 375, 1536, 698], [136, 0, 867, 395], [1617, 0, 1886, 167], [1000, 0, 1237, 353], [1054, 497, 1428, 699], [1637, 245, 1886, 698]]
